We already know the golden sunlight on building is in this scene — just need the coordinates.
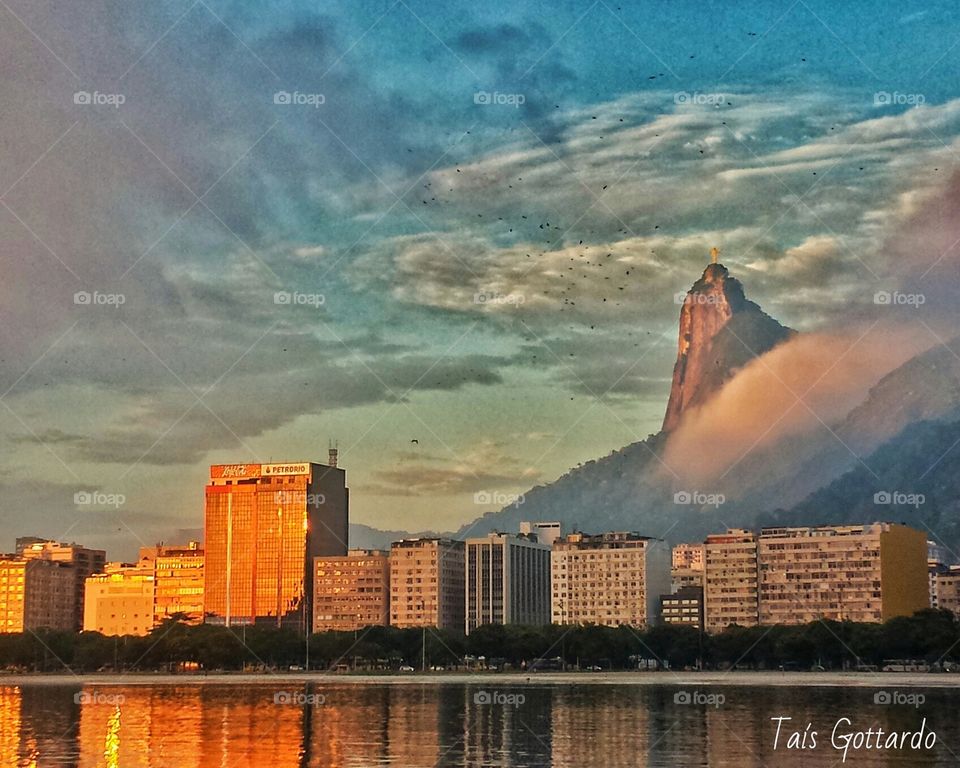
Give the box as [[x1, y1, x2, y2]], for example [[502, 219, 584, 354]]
[[0, 557, 75, 633], [140, 542, 205, 626], [82, 563, 155, 637]]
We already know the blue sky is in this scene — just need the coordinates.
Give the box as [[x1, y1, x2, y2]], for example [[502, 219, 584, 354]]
[[2, 0, 960, 557]]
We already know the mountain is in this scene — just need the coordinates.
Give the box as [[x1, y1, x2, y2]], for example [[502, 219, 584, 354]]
[[361, 257, 960, 551], [450, 258, 796, 542], [662, 261, 794, 431], [760, 418, 960, 550], [349, 522, 442, 550], [741, 335, 960, 511]]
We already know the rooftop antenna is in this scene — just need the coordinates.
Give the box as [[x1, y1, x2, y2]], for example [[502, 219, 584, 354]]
[[328, 439, 339, 468]]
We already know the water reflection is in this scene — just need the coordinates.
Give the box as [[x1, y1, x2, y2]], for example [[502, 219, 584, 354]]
[[0, 680, 954, 766]]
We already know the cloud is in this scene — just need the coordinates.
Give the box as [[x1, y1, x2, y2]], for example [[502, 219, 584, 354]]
[[358, 440, 542, 497], [5, 0, 960, 552], [660, 325, 931, 487], [455, 23, 535, 53], [352, 93, 960, 337]]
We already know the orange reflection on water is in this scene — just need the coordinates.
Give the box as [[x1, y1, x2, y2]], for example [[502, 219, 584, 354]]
[[0, 680, 955, 767]]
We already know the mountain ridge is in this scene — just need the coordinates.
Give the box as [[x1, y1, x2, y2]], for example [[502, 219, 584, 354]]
[[351, 260, 960, 552]]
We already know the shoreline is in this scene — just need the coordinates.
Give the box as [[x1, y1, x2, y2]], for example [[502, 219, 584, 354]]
[[0, 670, 956, 687]]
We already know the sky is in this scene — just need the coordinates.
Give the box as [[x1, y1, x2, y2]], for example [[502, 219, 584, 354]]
[[2, 0, 960, 558]]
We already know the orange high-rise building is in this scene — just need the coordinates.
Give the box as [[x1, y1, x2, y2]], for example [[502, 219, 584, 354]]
[[204, 458, 348, 628]]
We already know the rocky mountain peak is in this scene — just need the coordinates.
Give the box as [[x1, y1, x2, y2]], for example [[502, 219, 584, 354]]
[[662, 258, 793, 432]]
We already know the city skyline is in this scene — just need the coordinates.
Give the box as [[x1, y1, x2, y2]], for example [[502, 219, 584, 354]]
[[4, 1, 960, 558]]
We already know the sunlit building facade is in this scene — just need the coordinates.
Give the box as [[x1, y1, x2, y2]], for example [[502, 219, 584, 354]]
[[83, 562, 156, 636], [389, 538, 465, 631], [465, 532, 551, 634], [313, 549, 390, 632], [20, 540, 105, 631], [551, 532, 670, 628], [204, 457, 349, 629], [141, 542, 205, 625], [672, 543, 705, 570], [0, 557, 75, 633], [703, 529, 759, 633], [758, 522, 928, 624]]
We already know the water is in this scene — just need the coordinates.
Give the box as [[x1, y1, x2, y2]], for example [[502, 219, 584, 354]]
[[0, 677, 955, 766]]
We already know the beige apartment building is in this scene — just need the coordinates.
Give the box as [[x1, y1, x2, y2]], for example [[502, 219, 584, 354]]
[[83, 562, 156, 636], [389, 538, 465, 632], [551, 532, 670, 628], [671, 542, 705, 591], [758, 523, 928, 624], [0, 557, 75, 633], [20, 541, 106, 631], [934, 565, 960, 617], [703, 529, 759, 633], [314, 549, 390, 632]]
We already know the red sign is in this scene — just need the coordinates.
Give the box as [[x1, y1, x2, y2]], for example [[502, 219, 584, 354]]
[[210, 464, 261, 479]]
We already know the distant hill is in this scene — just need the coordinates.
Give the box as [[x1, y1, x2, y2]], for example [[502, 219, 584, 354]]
[[760, 418, 960, 551], [739, 335, 960, 510], [349, 522, 444, 550]]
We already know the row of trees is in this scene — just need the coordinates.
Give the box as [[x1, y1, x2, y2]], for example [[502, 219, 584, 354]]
[[1, 609, 958, 673]]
